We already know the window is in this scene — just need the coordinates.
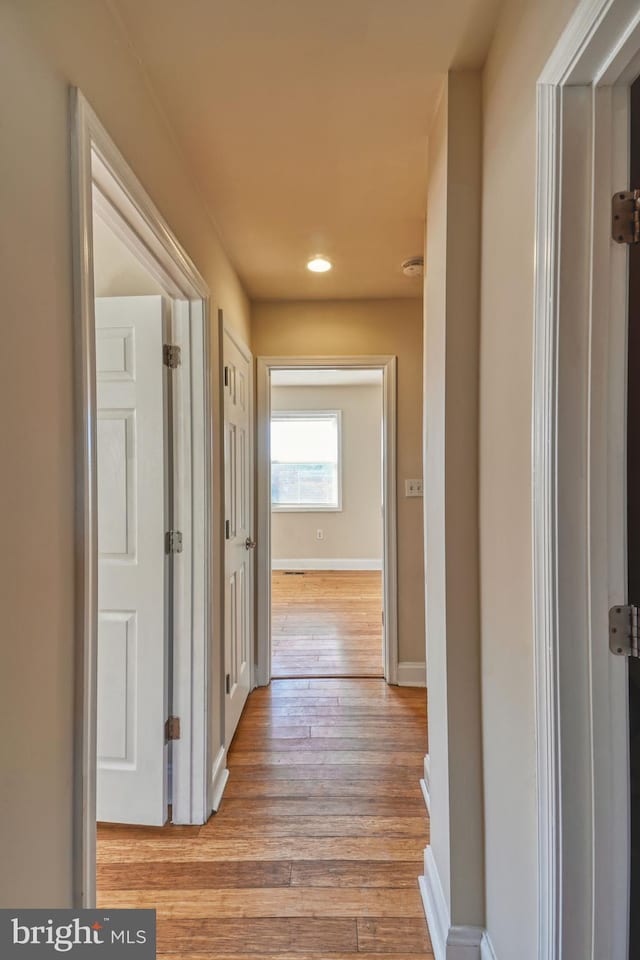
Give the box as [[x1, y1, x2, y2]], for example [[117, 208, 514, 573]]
[[271, 411, 342, 511]]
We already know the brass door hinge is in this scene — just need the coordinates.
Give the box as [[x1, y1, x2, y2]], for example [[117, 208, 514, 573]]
[[163, 344, 181, 368], [609, 604, 640, 658], [165, 530, 183, 554], [612, 190, 640, 244], [165, 716, 181, 742]]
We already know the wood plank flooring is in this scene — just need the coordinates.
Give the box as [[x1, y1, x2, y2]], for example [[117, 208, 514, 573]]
[[97, 678, 431, 958], [272, 571, 384, 678]]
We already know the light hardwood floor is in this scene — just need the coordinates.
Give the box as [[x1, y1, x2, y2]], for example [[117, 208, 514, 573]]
[[97, 678, 432, 958], [272, 571, 384, 678]]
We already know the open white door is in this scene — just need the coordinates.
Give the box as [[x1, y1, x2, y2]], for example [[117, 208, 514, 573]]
[[223, 327, 254, 747], [95, 295, 169, 825]]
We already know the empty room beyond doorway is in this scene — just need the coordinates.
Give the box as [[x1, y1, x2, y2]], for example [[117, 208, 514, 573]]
[[270, 368, 384, 679]]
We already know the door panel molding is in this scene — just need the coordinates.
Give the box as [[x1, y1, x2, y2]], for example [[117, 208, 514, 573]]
[[256, 355, 398, 687], [95, 296, 168, 826]]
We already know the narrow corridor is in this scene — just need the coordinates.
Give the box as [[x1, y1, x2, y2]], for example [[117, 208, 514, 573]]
[[97, 678, 431, 957]]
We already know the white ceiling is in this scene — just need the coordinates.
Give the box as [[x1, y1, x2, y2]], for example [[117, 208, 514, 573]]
[[271, 369, 383, 387], [111, 0, 503, 300]]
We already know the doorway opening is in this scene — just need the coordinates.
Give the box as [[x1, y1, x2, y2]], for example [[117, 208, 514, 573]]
[[71, 91, 213, 907], [256, 356, 398, 687], [269, 369, 384, 678]]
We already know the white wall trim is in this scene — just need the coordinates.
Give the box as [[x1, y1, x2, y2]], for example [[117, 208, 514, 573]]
[[421, 753, 431, 812], [210, 745, 229, 812], [420, 778, 431, 815], [397, 661, 427, 686], [256, 355, 398, 687], [70, 89, 213, 905], [420, 846, 449, 960], [447, 927, 484, 960], [420, 848, 485, 960], [272, 558, 383, 571], [480, 932, 498, 960], [534, 2, 638, 957]]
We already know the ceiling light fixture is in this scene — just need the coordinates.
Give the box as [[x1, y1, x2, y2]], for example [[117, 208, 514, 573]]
[[307, 256, 332, 273]]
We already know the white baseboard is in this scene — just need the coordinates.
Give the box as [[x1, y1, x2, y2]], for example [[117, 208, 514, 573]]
[[420, 846, 449, 960], [421, 753, 431, 812], [420, 846, 485, 960], [397, 661, 427, 686], [271, 558, 383, 571], [447, 927, 485, 959], [209, 745, 229, 813], [420, 778, 431, 814], [480, 932, 498, 960]]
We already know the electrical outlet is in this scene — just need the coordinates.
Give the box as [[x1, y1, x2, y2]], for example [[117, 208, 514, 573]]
[[405, 479, 424, 498], [316, 529, 324, 541]]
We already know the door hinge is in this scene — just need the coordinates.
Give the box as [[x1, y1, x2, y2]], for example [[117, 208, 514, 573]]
[[226, 673, 231, 694], [612, 190, 640, 244], [163, 344, 181, 368], [225, 519, 231, 540], [609, 604, 640, 657], [165, 530, 183, 554], [224, 365, 230, 387], [165, 716, 181, 742]]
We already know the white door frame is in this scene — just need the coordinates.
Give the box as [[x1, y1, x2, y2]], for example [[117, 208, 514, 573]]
[[70, 90, 213, 907], [534, 2, 640, 957], [256, 355, 398, 687]]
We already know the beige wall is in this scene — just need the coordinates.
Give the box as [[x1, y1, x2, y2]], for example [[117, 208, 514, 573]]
[[271, 384, 383, 564], [252, 299, 425, 664], [479, 0, 579, 956], [422, 72, 484, 928], [0, 0, 249, 907]]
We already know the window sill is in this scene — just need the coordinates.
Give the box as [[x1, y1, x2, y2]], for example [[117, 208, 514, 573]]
[[272, 505, 343, 513]]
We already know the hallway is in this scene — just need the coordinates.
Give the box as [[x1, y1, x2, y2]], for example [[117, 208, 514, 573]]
[[96, 678, 431, 957]]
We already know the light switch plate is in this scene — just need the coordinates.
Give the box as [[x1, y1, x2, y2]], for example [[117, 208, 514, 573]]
[[405, 479, 424, 498]]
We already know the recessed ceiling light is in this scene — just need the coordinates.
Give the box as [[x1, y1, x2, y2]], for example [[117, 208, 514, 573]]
[[307, 256, 332, 273]]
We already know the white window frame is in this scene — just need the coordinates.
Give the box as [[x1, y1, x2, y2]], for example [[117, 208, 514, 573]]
[[270, 409, 343, 513]]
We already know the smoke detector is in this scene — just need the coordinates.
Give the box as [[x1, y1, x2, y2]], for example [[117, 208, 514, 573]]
[[402, 256, 424, 278]]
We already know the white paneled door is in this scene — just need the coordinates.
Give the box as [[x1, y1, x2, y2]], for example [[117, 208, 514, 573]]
[[95, 296, 169, 825], [223, 329, 254, 746]]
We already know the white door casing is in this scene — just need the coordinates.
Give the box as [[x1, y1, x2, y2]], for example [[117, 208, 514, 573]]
[[72, 90, 215, 905], [255, 355, 398, 688], [534, 2, 640, 957], [95, 295, 168, 826], [223, 326, 254, 746]]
